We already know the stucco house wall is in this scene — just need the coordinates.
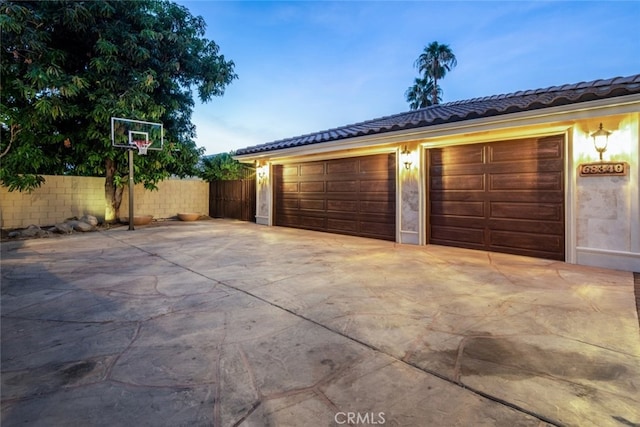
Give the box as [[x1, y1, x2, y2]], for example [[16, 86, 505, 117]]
[[238, 76, 640, 272]]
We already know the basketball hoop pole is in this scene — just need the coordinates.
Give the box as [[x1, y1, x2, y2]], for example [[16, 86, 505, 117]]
[[128, 148, 135, 231], [111, 117, 163, 230]]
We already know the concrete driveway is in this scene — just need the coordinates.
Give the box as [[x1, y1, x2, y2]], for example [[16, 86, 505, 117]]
[[2, 220, 639, 427]]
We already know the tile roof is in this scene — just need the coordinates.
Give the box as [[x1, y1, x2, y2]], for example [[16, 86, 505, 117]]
[[235, 74, 640, 156]]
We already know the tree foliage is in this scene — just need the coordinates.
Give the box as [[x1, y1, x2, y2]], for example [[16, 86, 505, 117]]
[[1, 1, 237, 220], [405, 41, 456, 109], [404, 77, 441, 110], [199, 152, 253, 181]]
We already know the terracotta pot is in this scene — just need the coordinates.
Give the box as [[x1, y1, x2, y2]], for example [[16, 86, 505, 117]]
[[177, 213, 200, 222], [120, 215, 154, 225]]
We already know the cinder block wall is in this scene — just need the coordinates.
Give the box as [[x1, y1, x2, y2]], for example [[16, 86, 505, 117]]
[[0, 175, 105, 229], [120, 178, 209, 220], [1, 176, 209, 229]]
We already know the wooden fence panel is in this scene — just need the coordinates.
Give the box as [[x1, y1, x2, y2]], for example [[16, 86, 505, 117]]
[[209, 179, 256, 222]]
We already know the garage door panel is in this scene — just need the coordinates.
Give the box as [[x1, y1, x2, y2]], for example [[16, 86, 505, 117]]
[[327, 159, 358, 174], [487, 159, 564, 175], [490, 172, 562, 191], [359, 155, 393, 172], [280, 182, 299, 193], [431, 144, 484, 166], [299, 199, 325, 211], [487, 219, 564, 235], [429, 192, 485, 202], [482, 191, 564, 203], [489, 137, 563, 162], [431, 201, 484, 217], [298, 215, 327, 229], [327, 180, 357, 192], [430, 164, 485, 177], [360, 179, 394, 193], [359, 220, 395, 239], [490, 231, 563, 252], [431, 215, 486, 229], [300, 163, 325, 176], [299, 181, 325, 193], [327, 199, 358, 212], [327, 218, 358, 232], [282, 165, 300, 176], [490, 202, 562, 221], [431, 226, 485, 246], [431, 174, 484, 191], [429, 136, 564, 260], [360, 200, 394, 213], [275, 154, 396, 241], [280, 199, 300, 209]]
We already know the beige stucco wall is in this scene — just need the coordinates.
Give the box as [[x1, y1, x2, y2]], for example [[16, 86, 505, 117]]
[[0, 175, 105, 229], [0, 176, 209, 229], [573, 113, 640, 271], [120, 178, 209, 220]]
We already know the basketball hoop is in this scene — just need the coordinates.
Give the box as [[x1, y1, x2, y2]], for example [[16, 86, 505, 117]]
[[133, 140, 152, 155]]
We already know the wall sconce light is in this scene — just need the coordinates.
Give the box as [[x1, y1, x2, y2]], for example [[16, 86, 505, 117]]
[[401, 145, 412, 170], [257, 165, 268, 184], [591, 123, 611, 161]]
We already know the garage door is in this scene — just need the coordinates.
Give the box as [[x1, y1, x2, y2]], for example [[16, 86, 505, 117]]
[[428, 135, 564, 260], [274, 154, 396, 240]]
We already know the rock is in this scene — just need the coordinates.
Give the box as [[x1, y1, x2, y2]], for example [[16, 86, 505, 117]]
[[8, 231, 20, 238], [16, 225, 50, 238], [74, 221, 94, 232], [79, 215, 99, 226], [21, 226, 42, 238], [66, 220, 94, 232], [53, 223, 74, 234]]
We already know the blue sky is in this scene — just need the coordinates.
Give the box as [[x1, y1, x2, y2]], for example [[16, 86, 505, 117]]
[[178, 1, 640, 155]]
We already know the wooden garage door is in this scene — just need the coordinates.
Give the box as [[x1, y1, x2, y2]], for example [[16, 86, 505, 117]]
[[428, 135, 564, 260], [274, 154, 396, 240]]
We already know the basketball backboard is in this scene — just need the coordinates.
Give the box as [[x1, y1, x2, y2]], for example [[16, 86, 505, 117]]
[[111, 117, 163, 151]]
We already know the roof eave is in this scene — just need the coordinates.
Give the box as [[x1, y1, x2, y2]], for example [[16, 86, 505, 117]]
[[233, 93, 640, 163]]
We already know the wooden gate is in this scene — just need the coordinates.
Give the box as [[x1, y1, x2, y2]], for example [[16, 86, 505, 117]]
[[209, 179, 256, 222]]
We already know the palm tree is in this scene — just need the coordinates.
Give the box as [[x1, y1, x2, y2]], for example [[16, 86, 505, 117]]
[[405, 77, 441, 109], [414, 41, 457, 105]]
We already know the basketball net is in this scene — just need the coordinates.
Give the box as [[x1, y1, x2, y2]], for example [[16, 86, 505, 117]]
[[133, 140, 151, 155]]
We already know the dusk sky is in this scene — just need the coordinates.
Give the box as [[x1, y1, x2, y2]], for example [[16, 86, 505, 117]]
[[177, 1, 640, 155]]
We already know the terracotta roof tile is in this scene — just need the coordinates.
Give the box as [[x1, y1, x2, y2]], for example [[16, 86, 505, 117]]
[[236, 74, 640, 155]]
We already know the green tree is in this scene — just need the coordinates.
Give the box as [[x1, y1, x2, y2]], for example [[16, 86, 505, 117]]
[[406, 41, 457, 109], [199, 152, 253, 181], [405, 77, 441, 109], [1, 1, 237, 221]]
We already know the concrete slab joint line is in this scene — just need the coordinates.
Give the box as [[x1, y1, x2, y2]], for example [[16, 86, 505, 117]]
[[1, 221, 639, 427]]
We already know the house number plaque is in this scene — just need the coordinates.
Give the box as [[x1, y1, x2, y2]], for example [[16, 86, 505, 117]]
[[579, 162, 628, 177]]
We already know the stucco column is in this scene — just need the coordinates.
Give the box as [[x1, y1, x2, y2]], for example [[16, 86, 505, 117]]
[[255, 162, 272, 226], [398, 144, 421, 244]]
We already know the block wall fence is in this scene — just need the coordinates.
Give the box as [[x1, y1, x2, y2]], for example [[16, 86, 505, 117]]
[[0, 175, 209, 229]]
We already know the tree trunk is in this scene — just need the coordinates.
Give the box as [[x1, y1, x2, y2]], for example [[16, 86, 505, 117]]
[[104, 158, 124, 223]]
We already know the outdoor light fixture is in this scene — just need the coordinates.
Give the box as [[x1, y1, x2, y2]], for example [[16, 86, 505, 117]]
[[257, 165, 268, 184], [591, 123, 611, 161], [401, 145, 412, 170], [579, 123, 628, 177]]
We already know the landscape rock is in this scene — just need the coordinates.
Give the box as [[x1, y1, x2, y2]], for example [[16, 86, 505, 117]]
[[52, 223, 74, 234], [67, 220, 95, 232], [79, 215, 99, 226], [10, 225, 50, 239]]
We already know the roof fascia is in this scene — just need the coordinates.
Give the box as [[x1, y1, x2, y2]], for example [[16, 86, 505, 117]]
[[234, 94, 640, 163]]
